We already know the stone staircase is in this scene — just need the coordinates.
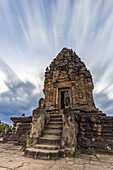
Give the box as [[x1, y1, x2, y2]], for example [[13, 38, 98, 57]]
[[24, 112, 62, 160]]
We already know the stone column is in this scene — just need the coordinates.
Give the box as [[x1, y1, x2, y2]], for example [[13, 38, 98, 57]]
[[53, 86, 56, 108], [56, 88, 59, 109]]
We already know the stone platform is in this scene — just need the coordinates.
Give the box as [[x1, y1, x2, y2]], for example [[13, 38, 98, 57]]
[[0, 143, 113, 170]]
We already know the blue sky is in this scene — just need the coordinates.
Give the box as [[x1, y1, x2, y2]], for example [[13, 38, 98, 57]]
[[0, 0, 113, 124]]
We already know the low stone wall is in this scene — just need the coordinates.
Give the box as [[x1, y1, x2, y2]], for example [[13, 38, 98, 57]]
[[61, 107, 113, 156], [76, 108, 113, 155], [8, 116, 32, 145]]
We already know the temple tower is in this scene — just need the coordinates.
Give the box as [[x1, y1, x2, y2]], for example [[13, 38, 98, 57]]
[[43, 48, 95, 110]]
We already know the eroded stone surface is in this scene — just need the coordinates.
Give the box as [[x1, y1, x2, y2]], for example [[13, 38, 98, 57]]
[[7, 48, 113, 158], [8, 116, 32, 145], [43, 48, 95, 110], [0, 143, 113, 170]]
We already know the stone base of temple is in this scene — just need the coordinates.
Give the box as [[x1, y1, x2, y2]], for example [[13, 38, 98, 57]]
[[76, 107, 113, 155], [5, 106, 113, 159], [24, 110, 62, 160], [23, 106, 113, 160]]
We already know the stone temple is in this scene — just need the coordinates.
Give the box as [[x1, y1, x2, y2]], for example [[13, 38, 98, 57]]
[[43, 48, 94, 110], [5, 48, 113, 159]]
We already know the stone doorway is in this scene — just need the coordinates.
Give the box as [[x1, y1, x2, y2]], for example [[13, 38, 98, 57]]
[[61, 91, 65, 109], [58, 88, 70, 109]]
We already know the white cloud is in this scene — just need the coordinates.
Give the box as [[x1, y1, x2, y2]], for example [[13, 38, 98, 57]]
[[0, 70, 8, 93]]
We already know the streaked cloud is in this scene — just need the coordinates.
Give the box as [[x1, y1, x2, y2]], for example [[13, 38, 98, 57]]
[[0, 0, 113, 123], [0, 58, 43, 124]]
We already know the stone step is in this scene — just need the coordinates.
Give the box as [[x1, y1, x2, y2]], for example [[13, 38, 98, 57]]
[[37, 136, 61, 145], [43, 133, 61, 136], [35, 144, 60, 150], [49, 112, 61, 115], [50, 115, 62, 118], [44, 129, 62, 132], [48, 123, 62, 127], [43, 132, 61, 136], [41, 135, 61, 139], [24, 147, 59, 160], [50, 119, 62, 122], [50, 114, 62, 118], [47, 125, 62, 130], [49, 121, 62, 125], [50, 118, 62, 122], [46, 109, 58, 113], [43, 130, 62, 136]]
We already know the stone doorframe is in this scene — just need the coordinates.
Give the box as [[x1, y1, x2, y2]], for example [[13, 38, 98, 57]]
[[58, 87, 70, 109], [55, 81, 74, 109]]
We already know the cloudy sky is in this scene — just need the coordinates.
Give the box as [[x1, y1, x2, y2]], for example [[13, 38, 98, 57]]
[[0, 0, 113, 124]]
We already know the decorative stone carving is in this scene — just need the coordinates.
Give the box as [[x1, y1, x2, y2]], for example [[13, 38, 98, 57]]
[[64, 91, 70, 108], [43, 48, 95, 110], [38, 98, 45, 108]]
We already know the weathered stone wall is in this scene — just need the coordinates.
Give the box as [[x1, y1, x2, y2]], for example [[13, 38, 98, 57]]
[[8, 116, 32, 145], [61, 108, 77, 157], [30, 108, 50, 145], [29, 98, 50, 145], [75, 108, 113, 155], [61, 107, 113, 156]]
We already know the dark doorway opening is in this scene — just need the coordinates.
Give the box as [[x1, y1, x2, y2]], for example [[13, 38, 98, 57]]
[[58, 87, 70, 109], [61, 91, 65, 109]]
